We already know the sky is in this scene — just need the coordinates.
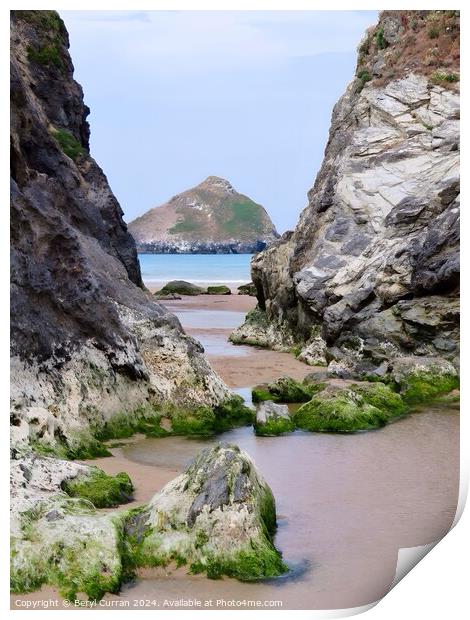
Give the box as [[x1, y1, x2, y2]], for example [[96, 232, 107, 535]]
[[61, 10, 378, 233]]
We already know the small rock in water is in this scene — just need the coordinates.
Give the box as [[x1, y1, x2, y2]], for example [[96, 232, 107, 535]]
[[206, 285, 231, 295], [157, 280, 205, 296], [255, 401, 294, 436]]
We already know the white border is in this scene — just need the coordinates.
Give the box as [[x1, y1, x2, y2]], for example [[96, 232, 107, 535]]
[[3, 1, 467, 618]]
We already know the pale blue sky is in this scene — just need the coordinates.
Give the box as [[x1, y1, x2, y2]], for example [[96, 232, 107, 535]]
[[61, 10, 378, 232]]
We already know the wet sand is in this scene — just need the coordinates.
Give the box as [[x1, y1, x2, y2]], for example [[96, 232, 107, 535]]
[[163, 294, 315, 387], [11, 293, 460, 611]]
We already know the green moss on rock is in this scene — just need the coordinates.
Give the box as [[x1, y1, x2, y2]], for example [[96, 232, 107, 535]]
[[51, 128, 84, 160], [157, 280, 204, 296], [254, 416, 295, 436], [206, 285, 231, 295], [213, 396, 254, 431], [390, 357, 460, 405], [170, 406, 217, 436], [252, 376, 325, 404], [293, 388, 398, 433], [62, 470, 134, 508], [11, 497, 125, 601], [350, 382, 407, 417], [127, 444, 287, 582]]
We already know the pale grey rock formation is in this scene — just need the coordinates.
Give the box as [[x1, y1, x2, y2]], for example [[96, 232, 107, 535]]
[[235, 35, 459, 372]]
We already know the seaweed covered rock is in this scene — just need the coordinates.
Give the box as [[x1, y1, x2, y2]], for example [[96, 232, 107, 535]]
[[293, 385, 403, 433], [237, 282, 257, 296], [157, 280, 205, 296], [207, 285, 231, 295], [10, 454, 129, 600], [168, 396, 254, 436], [252, 376, 325, 403], [254, 401, 294, 436], [390, 356, 459, 404], [349, 382, 407, 417], [62, 469, 134, 508], [126, 443, 287, 580]]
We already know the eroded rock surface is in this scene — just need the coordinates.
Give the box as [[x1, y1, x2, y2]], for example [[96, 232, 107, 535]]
[[125, 443, 287, 580], [10, 11, 231, 452], [235, 11, 460, 374]]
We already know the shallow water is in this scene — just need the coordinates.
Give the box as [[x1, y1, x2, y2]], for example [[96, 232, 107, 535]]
[[173, 309, 246, 330], [120, 404, 459, 610], [139, 253, 253, 286]]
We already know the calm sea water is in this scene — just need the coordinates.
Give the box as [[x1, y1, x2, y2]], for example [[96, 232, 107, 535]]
[[138, 253, 253, 285]]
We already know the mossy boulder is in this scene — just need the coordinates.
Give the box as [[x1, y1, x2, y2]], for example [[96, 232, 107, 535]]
[[237, 282, 257, 296], [123, 443, 287, 581], [252, 376, 325, 403], [168, 396, 254, 436], [11, 497, 125, 601], [390, 356, 459, 405], [206, 285, 231, 295], [254, 401, 294, 436], [293, 386, 401, 433], [349, 382, 407, 417], [157, 280, 205, 296], [62, 469, 134, 508]]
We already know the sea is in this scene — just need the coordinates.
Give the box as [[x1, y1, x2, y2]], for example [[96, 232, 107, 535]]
[[138, 253, 253, 287]]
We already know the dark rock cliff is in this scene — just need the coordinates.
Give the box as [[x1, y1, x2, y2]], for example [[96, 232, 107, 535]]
[[10, 11, 229, 450], [232, 11, 460, 375]]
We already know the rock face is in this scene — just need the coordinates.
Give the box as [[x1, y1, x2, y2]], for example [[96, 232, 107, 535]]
[[128, 176, 279, 254], [236, 11, 460, 373], [10, 11, 231, 453]]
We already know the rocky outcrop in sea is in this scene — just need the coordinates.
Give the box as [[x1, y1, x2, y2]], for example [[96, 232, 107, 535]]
[[129, 176, 279, 254], [233, 10, 460, 378]]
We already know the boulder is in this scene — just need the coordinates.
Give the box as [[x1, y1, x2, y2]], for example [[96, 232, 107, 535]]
[[206, 285, 231, 295], [10, 454, 129, 600], [127, 443, 287, 580], [237, 282, 257, 296], [254, 401, 294, 436], [252, 376, 325, 404], [157, 280, 205, 296], [389, 356, 459, 404], [293, 383, 405, 433]]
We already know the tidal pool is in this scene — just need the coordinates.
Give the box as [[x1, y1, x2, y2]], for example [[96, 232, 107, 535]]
[[119, 403, 459, 610]]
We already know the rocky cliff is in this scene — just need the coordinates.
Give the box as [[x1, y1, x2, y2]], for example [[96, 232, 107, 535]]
[[10, 11, 232, 453], [129, 176, 279, 253], [232, 11, 460, 376]]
